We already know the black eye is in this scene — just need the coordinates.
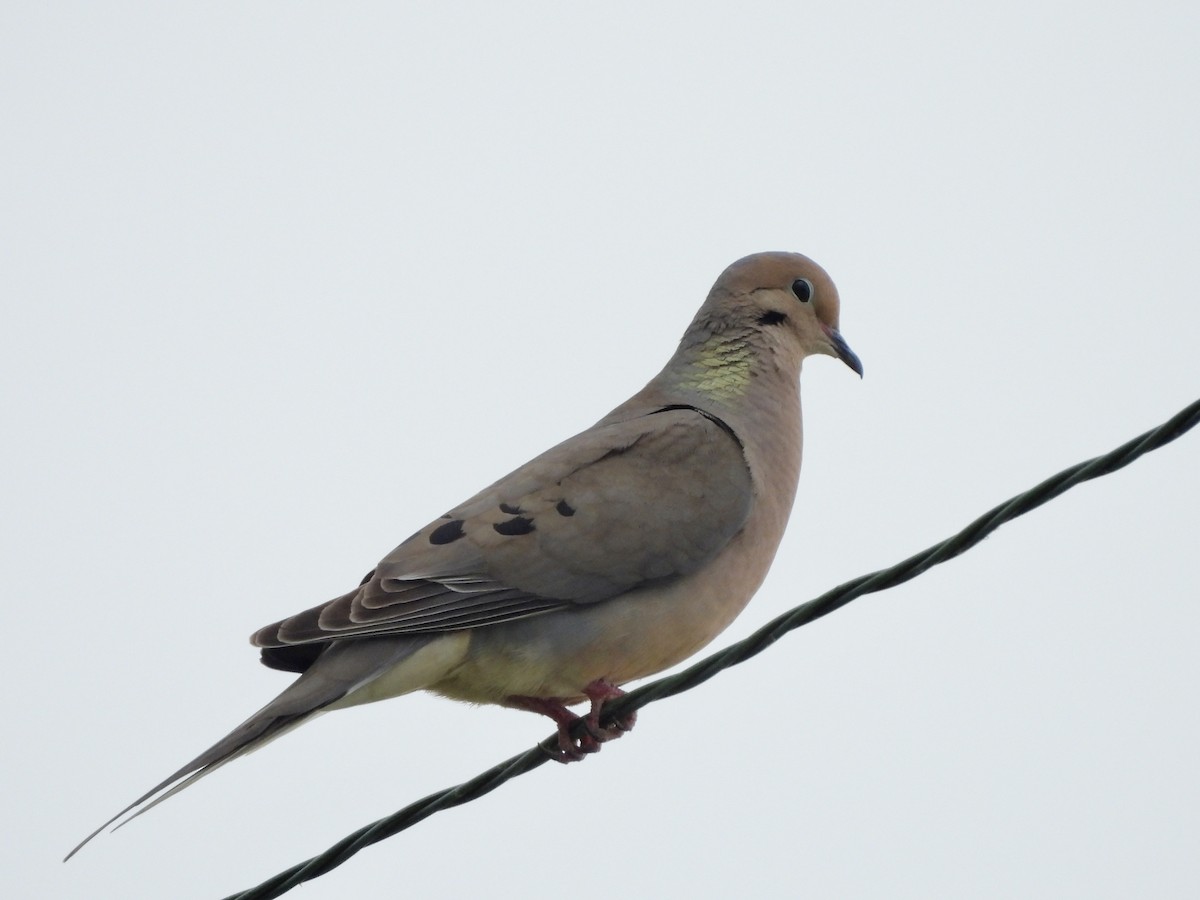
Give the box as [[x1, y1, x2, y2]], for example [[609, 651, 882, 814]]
[[791, 279, 813, 303]]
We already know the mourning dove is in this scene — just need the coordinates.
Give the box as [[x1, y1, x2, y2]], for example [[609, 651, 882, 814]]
[[67, 250, 862, 859]]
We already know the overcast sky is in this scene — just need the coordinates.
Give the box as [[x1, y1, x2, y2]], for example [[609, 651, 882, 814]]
[[5, 4, 1198, 899]]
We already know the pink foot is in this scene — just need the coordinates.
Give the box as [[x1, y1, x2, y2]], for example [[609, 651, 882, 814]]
[[508, 679, 638, 763]]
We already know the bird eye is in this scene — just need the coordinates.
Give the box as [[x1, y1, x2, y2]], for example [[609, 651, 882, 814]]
[[791, 279, 813, 303]]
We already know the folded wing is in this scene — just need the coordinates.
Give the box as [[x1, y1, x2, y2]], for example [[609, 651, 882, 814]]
[[253, 406, 752, 649]]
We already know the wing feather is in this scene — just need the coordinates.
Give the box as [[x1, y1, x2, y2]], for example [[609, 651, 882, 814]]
[[253, 407, 751, 648]]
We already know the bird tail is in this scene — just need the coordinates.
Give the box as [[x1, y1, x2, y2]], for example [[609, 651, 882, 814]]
[[65, 635, 433, 861]]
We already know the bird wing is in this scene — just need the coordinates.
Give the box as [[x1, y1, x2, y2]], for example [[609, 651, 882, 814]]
[[253, 406, 752, 647]]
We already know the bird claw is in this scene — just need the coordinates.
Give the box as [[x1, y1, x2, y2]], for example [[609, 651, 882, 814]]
[[582, 704, 637, 745], [599, 708, 638, 737], [515, 679, 636, 764], [540, 728, 602, 764]]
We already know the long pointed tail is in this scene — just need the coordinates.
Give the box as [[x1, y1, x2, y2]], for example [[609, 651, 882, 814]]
[[65, 635, 432, 860]]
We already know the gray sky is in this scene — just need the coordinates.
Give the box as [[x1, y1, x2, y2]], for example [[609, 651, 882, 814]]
[[5, 4, 1198, 899]]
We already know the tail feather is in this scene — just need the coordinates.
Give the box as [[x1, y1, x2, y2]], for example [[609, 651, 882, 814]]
[[65, 635, 433, 860]]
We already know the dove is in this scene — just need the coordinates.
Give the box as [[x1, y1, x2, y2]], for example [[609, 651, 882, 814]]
[[67, 250, 862, 859]]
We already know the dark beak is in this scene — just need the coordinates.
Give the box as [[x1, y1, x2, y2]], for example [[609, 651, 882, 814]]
[[825, 326, 864, 377]]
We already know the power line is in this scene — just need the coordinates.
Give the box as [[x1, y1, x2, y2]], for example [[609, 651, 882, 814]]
[[224, 397, 1200, 900]]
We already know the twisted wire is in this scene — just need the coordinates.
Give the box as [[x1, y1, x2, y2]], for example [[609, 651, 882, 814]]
[[224, 397, 1200, 900]]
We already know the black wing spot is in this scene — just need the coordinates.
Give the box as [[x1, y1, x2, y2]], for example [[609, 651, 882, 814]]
[[429, 519, 466, 545], [359, 568, 376, 586], [494, 516, 535, 536], [555, 499, 576, 517], [499, 502, 523, 515], [757, 310, 788, 326]]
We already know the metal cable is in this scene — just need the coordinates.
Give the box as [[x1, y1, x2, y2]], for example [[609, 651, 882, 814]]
[[224, 397, 1200, 900]]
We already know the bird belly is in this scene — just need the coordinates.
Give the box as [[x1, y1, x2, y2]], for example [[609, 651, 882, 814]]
[[428, 533, 771, 707]]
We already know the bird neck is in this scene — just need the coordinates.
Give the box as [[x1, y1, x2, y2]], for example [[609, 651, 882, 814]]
[[667, 330, 756, 404], [658, 325, 805, 532], [656, 319, 803, 413]]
